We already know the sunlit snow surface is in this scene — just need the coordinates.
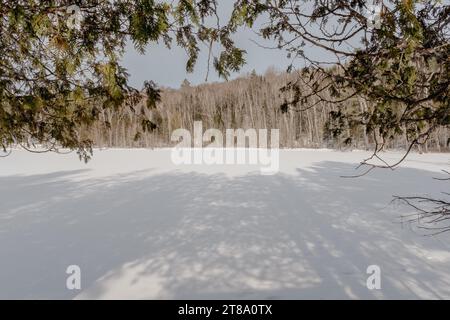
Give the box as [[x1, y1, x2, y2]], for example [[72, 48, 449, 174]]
[[0, 149, 449, 299]]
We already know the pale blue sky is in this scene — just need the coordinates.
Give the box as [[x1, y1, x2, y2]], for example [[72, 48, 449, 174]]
[[122, 31, 290, 89], [120, 1, 344, 89], [121, 1, 293, 89], [121, 25, 293, 89]]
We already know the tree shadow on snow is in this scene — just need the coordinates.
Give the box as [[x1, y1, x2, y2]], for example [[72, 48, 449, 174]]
[[0, 162, 449, 299]]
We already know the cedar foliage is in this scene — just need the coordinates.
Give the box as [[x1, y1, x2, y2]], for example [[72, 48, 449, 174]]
[[0, 0, 244, 159]]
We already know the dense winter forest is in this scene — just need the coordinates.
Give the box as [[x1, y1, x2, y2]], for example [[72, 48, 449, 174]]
[[87, 68, 450, 152]]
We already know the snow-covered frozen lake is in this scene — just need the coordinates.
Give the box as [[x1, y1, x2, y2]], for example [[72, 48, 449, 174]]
[[0, 149, 449, 299]]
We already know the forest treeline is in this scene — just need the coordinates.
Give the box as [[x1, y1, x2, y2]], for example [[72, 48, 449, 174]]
[[86, 69, 450, 152]]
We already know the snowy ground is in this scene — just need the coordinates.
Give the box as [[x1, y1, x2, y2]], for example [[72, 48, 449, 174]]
[[0, 149, 449, 299]]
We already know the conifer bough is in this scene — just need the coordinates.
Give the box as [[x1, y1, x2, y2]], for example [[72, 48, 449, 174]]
[[0, 0, 245, 159]]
